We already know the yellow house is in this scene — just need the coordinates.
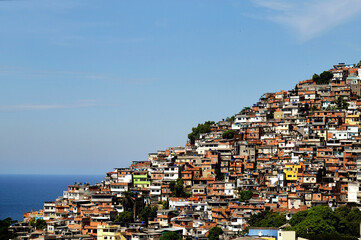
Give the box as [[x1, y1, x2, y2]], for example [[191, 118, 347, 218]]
[[274, 111, 284, 120], [283, 165, 302, 181], [97, 224, 126, 240], [345, 114, 360, 125]]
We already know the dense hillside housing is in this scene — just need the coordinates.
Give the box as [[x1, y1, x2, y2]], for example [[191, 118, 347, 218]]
[[11, 62, 361, 239]]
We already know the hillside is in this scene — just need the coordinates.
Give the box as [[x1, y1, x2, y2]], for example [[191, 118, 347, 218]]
[[10, 62, 361, 240]]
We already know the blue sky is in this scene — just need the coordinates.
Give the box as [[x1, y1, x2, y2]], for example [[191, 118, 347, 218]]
[[1, 0, 361, 174]]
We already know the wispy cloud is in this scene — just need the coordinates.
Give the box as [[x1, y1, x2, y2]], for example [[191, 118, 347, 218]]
[[0, 100, 106, 111], [252, 0, 293, 11], [251, 0, 361, 41]]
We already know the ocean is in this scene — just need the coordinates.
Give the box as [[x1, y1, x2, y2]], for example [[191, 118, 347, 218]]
[[0, 174, 104, 221]]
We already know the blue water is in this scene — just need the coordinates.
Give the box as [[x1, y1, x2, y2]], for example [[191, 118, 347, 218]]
[[0, 174, 104, 221]]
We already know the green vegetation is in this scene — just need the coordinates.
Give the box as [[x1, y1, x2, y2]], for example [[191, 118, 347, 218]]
[[226, 115, 235, 123], [29, 217, 47, 230], [208, 226, 223, 240], [139, 206, 158, 225], [160, 231, 182, 240], [188, 121, 215, 144], [312, 71, 333, 85], [222, 130, 235, 139], [162, 200, 169, 209], [335, 96, 349, 109], [114, 211, 134, 224], [0, 217, 16, 239], [287, 206, 361, 240], [326, 105, 337, 111], [121, 191, 135, 211], [310, 105, 319, 112], [325, 96, 349, 110], [357, 60, 361, 67], [241, 107, 251, 113], [169, 178, 191, 198], [246, 206, 361, 240], [248, 210, 286, 228], [238, 190, 253, 202]]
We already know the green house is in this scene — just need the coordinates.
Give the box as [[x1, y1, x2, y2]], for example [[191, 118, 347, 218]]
[[133, 172, 151, 189]]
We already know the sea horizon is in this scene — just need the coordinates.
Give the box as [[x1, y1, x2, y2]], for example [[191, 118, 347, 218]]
[[0, 174, 105, 221]]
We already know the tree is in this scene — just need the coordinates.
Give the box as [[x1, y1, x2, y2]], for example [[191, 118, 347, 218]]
[[114, 211, 134, 224], [226, 115, 235, 123], [313, 71, 333, 85], [248, 210, 286, 228], [160, 231, 182, 240], [319, 71, 333, 84], [334, 206, 350, 220], [289, 210, 308, 226], [238, 190, 253, 202], [357, 60, 361, 67], [121, 191, 135, 211], [169, 178, 191, 198], [241, 107, 251, 113], [139, 206, 158, 225], [222, 130, 235, 139], [326, 105, 337, 111], [162, 200, 169, 209], [35, 219, 47, 230], [188, 121, 215, 144], [310, 105, 319, 112], [0, 217, 16, 239], [335, 96, 349, 110], [29, 217, 46, 230], [312, 74, 321, 83], [208, 226, 223, 240], [288, 206, 361, 240], [341, 208, 361, 237]]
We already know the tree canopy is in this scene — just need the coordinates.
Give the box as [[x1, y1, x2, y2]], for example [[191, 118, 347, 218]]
[[208, 226, 223, 240], [162, 200, 169, 209], [357, 60, 361, 67], [169, 178, 191, 198], [248, 210, 286, 228], [0, 217, 16, 239], [225, 115, 235, 123], [29, 217, 46, 230], [222, 130, 235, 139], [160, 231, 182, 240], [120, 191, 135, 211], [238, 190, 253, 202], [335, 96, 349, 109], [139, 206, 158, 225], [114, 211, 134, 224], [248, 206, 361, 240], [188, 121, 215, 144], [241, 107, 251, 113], [288, 206, 361, 240], [312, 71, 333, 85]]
